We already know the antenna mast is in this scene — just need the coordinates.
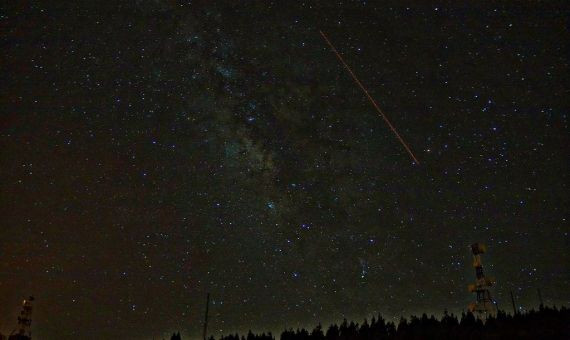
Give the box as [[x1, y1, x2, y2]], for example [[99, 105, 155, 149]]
[[14, 296, 34, 339], [510, 290, 518, 315], [467, 243, 497, 318], [202, 293, 210, 340]]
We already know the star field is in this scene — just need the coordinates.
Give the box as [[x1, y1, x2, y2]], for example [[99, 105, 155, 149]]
[[0, 1, 568, 339]]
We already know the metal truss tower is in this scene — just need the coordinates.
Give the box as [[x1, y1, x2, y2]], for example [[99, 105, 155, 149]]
[[467, 243, 497, 318], [9, 296, 34, 340]]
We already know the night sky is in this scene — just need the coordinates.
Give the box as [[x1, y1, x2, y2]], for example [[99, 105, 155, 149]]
[[1, 1, 568, 339]]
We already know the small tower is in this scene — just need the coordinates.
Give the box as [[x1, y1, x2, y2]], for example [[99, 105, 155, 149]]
[[202, 293, 210, 340], [467, 243, 497, 318], [9, 296, 34, 340]]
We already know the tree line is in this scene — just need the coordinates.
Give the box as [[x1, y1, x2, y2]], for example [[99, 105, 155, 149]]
[[169, 305, 569, 340]]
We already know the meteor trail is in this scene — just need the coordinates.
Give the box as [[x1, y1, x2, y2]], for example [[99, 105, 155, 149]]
[[319, 30, 420, 165]]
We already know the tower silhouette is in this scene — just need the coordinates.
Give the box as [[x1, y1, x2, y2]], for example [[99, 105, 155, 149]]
[[467, 243, 497, 318], [9, 296, 34, 340]]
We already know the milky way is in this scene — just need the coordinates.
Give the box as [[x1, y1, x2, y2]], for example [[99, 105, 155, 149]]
[[1, 2, 568, 339]]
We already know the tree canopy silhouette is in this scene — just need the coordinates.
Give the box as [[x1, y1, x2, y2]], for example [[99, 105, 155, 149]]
[[207, 305, 569, 340]]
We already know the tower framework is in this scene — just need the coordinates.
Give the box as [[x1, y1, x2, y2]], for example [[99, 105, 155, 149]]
[[9, 296, 33, 340], [467, 243, 497, 318]]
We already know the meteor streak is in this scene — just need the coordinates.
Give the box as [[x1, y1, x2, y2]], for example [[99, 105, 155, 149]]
[[319, 30, 420, 165]]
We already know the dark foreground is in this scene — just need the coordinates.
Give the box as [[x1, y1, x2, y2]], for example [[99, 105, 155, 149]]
[[169, 305, 570, 340]]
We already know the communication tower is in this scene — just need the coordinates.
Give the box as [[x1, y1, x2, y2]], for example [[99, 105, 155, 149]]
[[9, 296, 34, 340], [467, 243, 497, 318]]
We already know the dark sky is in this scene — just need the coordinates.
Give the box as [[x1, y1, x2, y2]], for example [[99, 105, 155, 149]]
[[1, 1, 568, 339]]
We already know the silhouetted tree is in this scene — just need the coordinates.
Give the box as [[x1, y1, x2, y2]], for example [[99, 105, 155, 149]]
[[325, 324, 339, 340], [311, 323, 325, 340]]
